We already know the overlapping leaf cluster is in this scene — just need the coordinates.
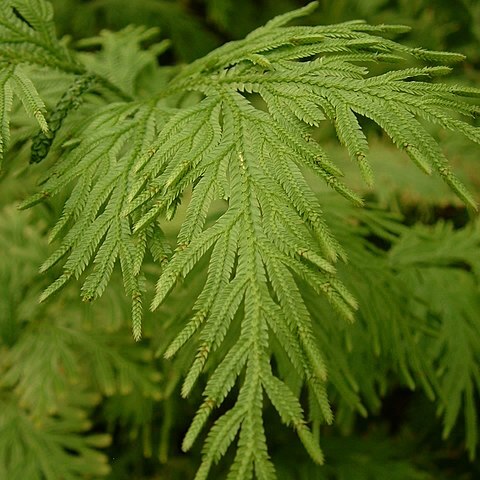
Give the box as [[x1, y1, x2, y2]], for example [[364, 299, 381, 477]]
[[0, 206, 164, 480], [1, 1, 479, 478], [306, 197, 480, 462]]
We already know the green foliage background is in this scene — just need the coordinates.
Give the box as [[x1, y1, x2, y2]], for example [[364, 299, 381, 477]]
[[0, 1, 479, 479]]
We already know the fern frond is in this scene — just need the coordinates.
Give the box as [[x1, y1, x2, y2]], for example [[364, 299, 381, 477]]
[[77, 26, 170, 97], [0, 2, 145, 169], [389, 220, 480, 459], [139, 94, 346, 476], [0, 394, 111, 479], [0, 67, 13, 169], [19, 102, 169, 339], [0, 64, 52, 169], [30, 72, 96, 163], [169, 7, 479, 207], [0, 0, 78, 71], [14, 1, 480, 476]]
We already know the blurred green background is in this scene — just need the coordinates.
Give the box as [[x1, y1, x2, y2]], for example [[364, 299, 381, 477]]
[[0, 1, 479, 479]]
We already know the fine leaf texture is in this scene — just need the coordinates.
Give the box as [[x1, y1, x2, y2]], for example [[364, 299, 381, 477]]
[[2, 1, 479, 478]]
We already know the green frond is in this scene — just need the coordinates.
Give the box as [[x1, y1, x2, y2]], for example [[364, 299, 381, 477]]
[[77, 25, 169, 97], [192, 220, 239, 313], [11, 66, 49, 133], [265, 305, 308, 383], [0, 0, 78, 70], [181, 276, 247, 397], [203, 339, 250, 404], [8, 1, 480, 477], [0, 205, 163, 479], [126, 100, 222, 222], [331, 102, 372, 185], [151, 215, 237, 310], [30, 72, 96, 163], [21, 103, 164, 339], [0, 67, 13, 169], [388, 220, 480, 458], [263, 372, 324, 464], [81, 228, 120, 300], [2, 325, 79, 415], [66, 328, 161, 398], [9, 0, 56, 44], [261, 1, 319, 31], [262, 371, 304, 426], [148, 222, 171, 264], [195, 406, 244, 478], [227, 371, 274, 480], [296, 426, 325, 465], [408, 47, 466, 63], [0, 396, 111, 479], [163, 311, 204, 360]]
